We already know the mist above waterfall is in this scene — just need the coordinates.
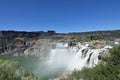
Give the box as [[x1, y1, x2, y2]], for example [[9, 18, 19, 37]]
[[32, 42, 112, 79], [48, 42, 108, 70]]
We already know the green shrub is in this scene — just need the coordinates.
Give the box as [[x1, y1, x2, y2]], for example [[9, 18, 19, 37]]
[[0, 59, 40, 80]]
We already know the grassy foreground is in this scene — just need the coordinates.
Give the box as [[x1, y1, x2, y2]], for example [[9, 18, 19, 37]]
[[0, 59, 40, 80]]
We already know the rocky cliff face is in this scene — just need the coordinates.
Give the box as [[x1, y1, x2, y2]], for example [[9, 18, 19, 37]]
[[24, 39, 55, 59], [0, 31, 56, 56], [0, 30, 120, 58]]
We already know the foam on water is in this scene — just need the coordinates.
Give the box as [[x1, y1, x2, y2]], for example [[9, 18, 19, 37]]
[[49, 42, 112, 71]]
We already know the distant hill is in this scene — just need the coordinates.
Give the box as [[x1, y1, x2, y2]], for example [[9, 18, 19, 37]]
[[0, 30, 120, 38], [0, 30, 56, 38], [68, 30, 120, 37]]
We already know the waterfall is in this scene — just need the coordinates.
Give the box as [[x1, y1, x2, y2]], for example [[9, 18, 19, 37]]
[[49, 42, 112, 71]]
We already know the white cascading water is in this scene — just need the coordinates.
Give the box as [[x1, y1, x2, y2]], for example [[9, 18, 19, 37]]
[[49, 42, 112, 71]]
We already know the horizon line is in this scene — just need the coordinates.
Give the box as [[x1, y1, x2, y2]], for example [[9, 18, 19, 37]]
[[0, 29, 120, 34]]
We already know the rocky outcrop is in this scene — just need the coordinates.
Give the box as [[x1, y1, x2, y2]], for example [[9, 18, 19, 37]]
[[24, 39, 54, 59], [0, 30, 56, 55], [0, 30, 120, 57]]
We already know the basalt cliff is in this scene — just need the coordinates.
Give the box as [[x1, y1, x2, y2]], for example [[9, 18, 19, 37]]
[[0, 30, 120, 59]]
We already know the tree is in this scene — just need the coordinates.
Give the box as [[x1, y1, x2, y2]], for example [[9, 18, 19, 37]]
[[106, 45, 120, 65]]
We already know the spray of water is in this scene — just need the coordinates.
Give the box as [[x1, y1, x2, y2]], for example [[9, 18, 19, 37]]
[[34, 42, 112, 79], [49, 42, 110, 70]]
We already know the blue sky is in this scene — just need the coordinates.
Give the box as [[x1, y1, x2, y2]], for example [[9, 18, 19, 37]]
[[0, 0, 120, 33]]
